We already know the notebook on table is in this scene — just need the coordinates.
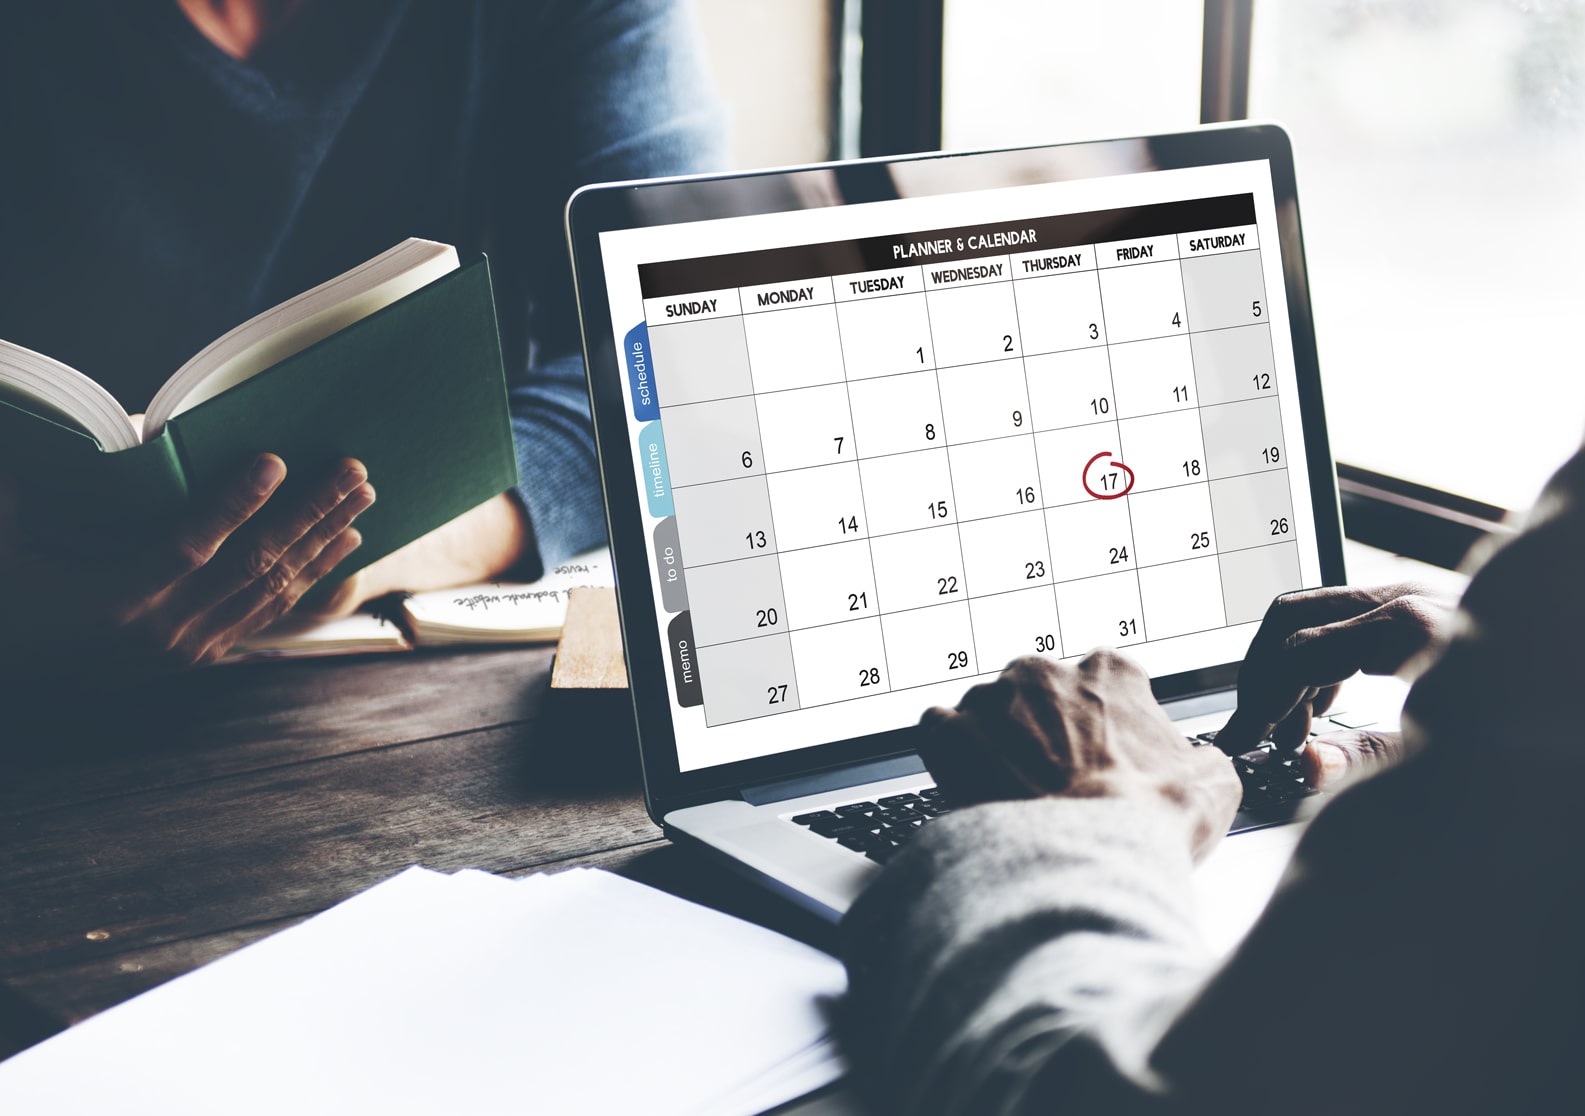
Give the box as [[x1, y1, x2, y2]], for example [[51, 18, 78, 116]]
[[567, 123, 1394, 921]]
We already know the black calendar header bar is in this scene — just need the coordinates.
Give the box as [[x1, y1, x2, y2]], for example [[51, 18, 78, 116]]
[[636, 193, 1255, 298]]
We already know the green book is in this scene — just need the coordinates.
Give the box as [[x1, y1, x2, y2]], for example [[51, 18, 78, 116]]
[[0, 240, 520, 579]]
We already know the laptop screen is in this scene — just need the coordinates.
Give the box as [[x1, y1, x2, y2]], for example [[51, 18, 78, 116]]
[[580, 140, 1330, 778]]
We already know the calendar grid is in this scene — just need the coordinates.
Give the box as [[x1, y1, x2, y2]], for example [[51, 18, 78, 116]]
[[664, 419, 1289, 492], [831, 282, 895, 697], [652, 316, 1267, 413], [1250, 241, 1292, 552], [681, 515, 1297, 583], [1003, 249, 1071, 659], [640, 197, 1305, 726], [696, 581, 1289, 648], [1089, 262, 1151, 644], [687, 617, 1264, 719], [918, 283, 983, 675], [734, 309, 803, 710], [1179, 253, 1231, 627]]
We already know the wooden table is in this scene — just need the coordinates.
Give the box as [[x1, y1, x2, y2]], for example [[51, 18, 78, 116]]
[[0, 647, 839, 1077]]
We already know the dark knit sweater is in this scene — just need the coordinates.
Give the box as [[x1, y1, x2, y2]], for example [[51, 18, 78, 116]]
[[0, 0, 726, 573]]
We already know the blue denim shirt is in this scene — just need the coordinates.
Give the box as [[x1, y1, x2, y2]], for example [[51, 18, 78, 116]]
[[0, 0, 729, 576]]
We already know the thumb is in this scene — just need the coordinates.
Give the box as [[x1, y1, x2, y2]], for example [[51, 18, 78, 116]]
[[1301, 730, 1405, 790]]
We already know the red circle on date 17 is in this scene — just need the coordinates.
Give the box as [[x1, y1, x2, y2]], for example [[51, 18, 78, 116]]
[[1083, 452, 1136, 500]]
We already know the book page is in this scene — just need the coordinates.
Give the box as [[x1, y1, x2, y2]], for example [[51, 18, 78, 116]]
[[227, 613, 412, 662], [0, 339, 141, 451], [142, 240, 459, 438]]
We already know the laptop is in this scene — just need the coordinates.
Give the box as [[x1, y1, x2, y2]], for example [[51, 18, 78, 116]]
[[567, 123, 1378, 922]]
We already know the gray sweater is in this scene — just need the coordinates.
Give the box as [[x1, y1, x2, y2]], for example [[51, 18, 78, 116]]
[[840, 444, 1585, 1115]]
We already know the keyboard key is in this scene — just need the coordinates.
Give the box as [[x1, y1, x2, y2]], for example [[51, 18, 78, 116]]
[[877, 806, 923, 823], [791, 810, 837, 826], [1235, 742, 1316, 812], [786, 784, 956, 863], [838, 833, 883, 852]]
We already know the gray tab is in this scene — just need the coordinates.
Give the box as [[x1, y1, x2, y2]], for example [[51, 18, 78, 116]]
[[668, 613, 704, 708], [653, 517, 689, 612]]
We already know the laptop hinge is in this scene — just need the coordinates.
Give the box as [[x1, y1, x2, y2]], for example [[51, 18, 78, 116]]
[[740, 753, 927, 807], [1159, 689, 1238, 721]]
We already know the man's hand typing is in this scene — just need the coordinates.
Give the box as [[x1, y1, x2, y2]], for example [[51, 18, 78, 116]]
[[1216, 583, 1453, 761], [917, 651, 1241, 861]]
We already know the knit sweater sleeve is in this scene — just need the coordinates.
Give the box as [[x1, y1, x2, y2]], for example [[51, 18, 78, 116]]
[[840, 444, 1585, 1115]]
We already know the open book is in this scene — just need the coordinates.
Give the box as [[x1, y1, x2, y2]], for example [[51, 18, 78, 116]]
[[229, 548, 614, 660], [0, 240, 519, 578]]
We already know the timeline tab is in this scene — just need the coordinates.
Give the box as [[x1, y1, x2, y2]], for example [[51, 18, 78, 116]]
[[638, 420, 674, 518]]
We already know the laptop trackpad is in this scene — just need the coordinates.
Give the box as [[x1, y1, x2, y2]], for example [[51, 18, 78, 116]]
[[1194, 823, 1305, 957]]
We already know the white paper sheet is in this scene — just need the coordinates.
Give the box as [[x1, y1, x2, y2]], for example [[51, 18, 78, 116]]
[[0, 867, 847, 1116]]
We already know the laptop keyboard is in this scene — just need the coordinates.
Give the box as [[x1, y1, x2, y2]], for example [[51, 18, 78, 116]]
[[788, 725, 1341, 863], [1193, 731, 1314, 811], [790, 789, 950, 865]]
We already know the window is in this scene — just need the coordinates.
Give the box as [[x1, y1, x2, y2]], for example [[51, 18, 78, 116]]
[[700, 0, 1581, 536], [942, 0, 1202, 150], [694, 0, 835, 170], [1249, 1, 1585, 511]]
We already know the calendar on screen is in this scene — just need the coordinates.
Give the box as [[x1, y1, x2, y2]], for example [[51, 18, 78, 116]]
[[597, 160, 1324, 772]]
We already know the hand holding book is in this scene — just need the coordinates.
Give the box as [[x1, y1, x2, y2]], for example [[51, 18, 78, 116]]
[[0, 237, 521, 679], [0, 453, 374, 680]]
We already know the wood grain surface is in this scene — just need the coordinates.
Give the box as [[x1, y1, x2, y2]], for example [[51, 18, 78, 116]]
[[0, 644, 827, 1063]]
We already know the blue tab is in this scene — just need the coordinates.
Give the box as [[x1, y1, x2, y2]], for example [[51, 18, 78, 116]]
[[638, 421, 674, 518], [625, 323, 659, 421]]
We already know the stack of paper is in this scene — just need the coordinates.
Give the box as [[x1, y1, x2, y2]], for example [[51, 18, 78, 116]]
[[0, 868, 848, 1115]]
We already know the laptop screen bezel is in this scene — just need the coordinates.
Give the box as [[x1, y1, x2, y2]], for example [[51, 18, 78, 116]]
[[567, 123, 1346, 819]]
